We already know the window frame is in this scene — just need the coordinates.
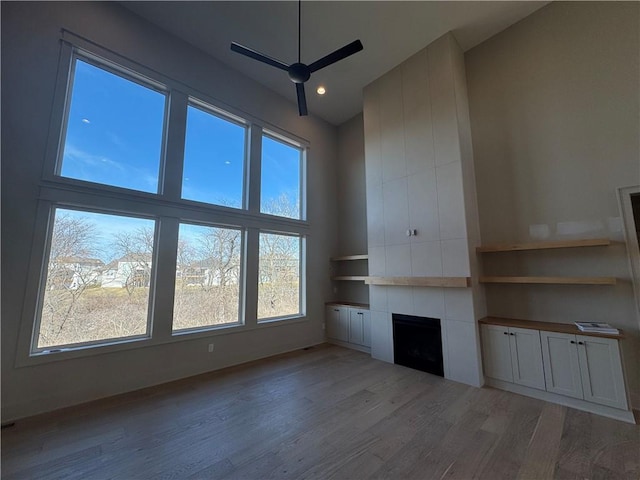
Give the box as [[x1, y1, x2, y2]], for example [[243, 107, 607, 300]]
[[52, 50, 170, 196], [257, 230, 306, 323], [171, 220, 247, 334], [14, 33, 311, 367], [30, 205, 160, 353], [618, 185, 640, 328], [260, 130, 307, 222], [180, 98, 249, 210]]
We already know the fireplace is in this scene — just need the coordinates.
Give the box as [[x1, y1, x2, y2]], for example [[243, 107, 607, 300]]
[[392, 314, 444, 377]]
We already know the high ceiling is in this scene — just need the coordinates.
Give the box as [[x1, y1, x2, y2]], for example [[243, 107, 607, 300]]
[[123, 1, 548, 126]]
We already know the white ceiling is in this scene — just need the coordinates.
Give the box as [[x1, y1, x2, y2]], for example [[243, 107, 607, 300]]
[[123, 1, 548, 126]]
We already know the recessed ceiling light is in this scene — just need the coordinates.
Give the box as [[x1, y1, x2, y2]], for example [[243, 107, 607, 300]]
[[316, 86, 326, 95]]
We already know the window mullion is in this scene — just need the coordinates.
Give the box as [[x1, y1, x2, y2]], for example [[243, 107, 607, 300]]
[[244, 227, 260, 328], [246, 124, 263, 215], [150, 217, 180, 341], [161, 90, 188, 201]]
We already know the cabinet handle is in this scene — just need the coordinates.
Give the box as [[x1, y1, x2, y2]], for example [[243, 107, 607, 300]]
[[578, 341, 584, 345], [509, 333, 515, 336], [503, 332, 508, 335], [334, 309, 339, 312], [570, 340, 576, 344]]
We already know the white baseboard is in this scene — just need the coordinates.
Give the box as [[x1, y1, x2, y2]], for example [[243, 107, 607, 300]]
[[486, 377, 636, 424]]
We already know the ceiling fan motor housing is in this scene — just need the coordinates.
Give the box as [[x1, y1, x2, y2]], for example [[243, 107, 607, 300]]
[[288, 63, 311, 84]]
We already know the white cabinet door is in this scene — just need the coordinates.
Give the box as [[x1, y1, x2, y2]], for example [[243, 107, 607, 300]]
[[337, 307, 350, 342], [326, 306, 349, 342], [349, 309, 365, 345], [326, 306, 341, 340], [481, 324, 513, 382], [577, 336, 628, 410], [509, 327, 545, 390], [540, 331, 583, 399], [361, 310, 371, 347]]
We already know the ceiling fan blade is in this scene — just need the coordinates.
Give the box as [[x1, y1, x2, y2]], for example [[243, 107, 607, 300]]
[[230, 42, 290, 71], [296, 83, 308, 116], [308, 40, 363, 73]]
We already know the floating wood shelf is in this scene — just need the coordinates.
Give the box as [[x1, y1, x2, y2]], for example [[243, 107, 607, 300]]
[[364, 276, 471, 288], [479, 276, 617, 285], [331, 276, 368, 282], [326, 301, 370, 309], [330, 254, 368, 261], [477, 238, 611, 253], [479, 316, 624, 339]]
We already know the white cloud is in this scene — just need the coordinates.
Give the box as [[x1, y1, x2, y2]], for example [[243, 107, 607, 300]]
[[64, 144, 125, 172]]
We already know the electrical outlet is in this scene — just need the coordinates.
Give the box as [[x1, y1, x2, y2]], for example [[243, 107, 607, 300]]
[[208, 343, 214, 353]]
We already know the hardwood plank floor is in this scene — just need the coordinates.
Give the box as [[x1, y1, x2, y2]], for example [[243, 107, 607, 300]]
[[2, 344, 639, 479]]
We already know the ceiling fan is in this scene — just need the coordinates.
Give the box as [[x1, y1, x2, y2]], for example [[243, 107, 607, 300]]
[[230, 0, 363, 117]]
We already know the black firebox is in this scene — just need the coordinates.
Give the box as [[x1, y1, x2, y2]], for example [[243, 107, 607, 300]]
[[392, 314, 444, 377]]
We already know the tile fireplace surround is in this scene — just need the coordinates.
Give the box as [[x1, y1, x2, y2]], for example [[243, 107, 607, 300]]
[[363, 32, 485, 387]]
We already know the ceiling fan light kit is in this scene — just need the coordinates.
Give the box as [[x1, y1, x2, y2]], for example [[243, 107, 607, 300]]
[[230, 1, 363, 116]]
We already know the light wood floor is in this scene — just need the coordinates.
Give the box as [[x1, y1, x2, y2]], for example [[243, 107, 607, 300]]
[[2, 344, 639, 479]]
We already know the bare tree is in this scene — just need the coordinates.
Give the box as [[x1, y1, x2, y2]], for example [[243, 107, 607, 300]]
[[258, 194, 301, 318], [176, 238, 196, 292], [258, 232, 300, 319], [112, 227, 155, 296], [196, 227, 241, 290], [39, 213, 100, 346], [173, 226, 242, 329], [262, 192, 300, 219]]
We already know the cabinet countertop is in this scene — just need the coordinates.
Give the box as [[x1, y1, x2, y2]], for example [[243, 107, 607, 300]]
[[479, 316, 625, 339]]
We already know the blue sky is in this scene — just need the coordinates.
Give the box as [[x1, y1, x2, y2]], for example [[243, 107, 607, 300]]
[[58, 59, 301, 262], [62, 59, 300, 208]]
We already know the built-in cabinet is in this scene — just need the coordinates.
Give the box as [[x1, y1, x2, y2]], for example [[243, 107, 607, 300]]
[[540, 331, 627, 410], [326, 304, 371, 352], [326, 305, 349, 342], [327, 253, 371, 353], [480, 317, 633, 423], [482, 324, 545, 390]]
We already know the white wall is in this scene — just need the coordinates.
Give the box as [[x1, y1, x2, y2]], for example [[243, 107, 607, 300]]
[[337, 114, 368, 255], [363, 33, 484, 387], [1, 2, 339, 421], [334, 114, 369, 305], [465, 1, 640, 405]]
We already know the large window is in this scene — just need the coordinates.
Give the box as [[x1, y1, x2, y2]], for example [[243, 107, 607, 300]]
[[182, 104, 247, 208], [36, 208, 155, 350], [260, 135, 302, 219], [173, 223, 243, 331], [59, 59, 166, 193], [23, 46, 307, 358], [258, 232, 301, 321]]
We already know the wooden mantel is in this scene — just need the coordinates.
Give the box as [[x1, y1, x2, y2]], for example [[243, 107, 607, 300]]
[[364, 276, 471, 288]]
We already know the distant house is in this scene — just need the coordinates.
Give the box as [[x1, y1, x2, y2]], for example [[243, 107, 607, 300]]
[[48, 256, 104, 290], [176, 255, 242, 288], [178, 265, 209, 287], [100, 254, 152, 289]]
